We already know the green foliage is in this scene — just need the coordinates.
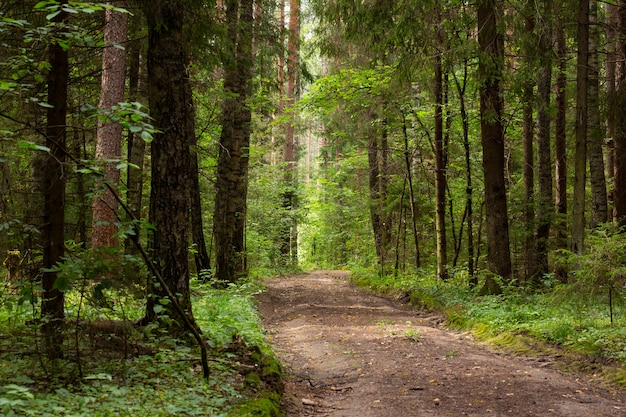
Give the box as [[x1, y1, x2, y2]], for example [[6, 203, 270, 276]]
[[349, 264, 626, 371], [0, 270, 281, 416]]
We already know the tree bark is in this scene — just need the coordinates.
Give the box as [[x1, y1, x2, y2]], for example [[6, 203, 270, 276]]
[[143, 0, 195, 325], [571, 0, 589, 253], [434, 54, 448, 280], [613, 0, 626, 227], [606, 1, 618, 222], [41, 3, 69, 360], [125, 41, 145, 255], [92, 5, 128, 248], [452, 63, 474, 284], [213, 0, 254, 282], [535, 0, 553, 281], [280, 0, 300, 266], [587, 0, 608, 228], [522, 6, 535, 283], [554, 0, 568, 281], [478, 0, 510, 293], [190, 133, 211, 275]]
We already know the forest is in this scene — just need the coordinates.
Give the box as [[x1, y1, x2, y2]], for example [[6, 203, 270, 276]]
[[1, 0, 626, 415]]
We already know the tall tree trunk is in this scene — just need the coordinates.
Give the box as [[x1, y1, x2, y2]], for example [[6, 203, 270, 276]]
[[554, 0, 568, 280], [190, 124, 211, 275], [434, 55, 448, 280], [522, 6, 535, 283], [571, 0, 589, 254], [478, 0, 511, 293], [401, 114, 420, 268], [613, 0, 626, 227], [606, 1, 618, 222], [143, 0, 194, 325], [92, 5, 128, 248], [280, 0, 300, 266], [125, 42, 145, 255], [535, 0, 553, 281], [367, 113, 392, 273], [213, 0, 254, 282], [41, 4, 69, 360], [588, 0, 608, 228], [453, 63, 475, 284]]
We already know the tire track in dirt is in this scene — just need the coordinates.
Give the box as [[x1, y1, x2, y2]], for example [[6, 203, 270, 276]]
[[256, 271, 625, 417]]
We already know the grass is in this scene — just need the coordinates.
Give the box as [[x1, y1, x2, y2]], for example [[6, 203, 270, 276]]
[[0, 276, 282, 417], [348, 265, 626, 387]]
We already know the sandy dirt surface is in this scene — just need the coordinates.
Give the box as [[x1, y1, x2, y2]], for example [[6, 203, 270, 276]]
[[256, 270, 625, 417]]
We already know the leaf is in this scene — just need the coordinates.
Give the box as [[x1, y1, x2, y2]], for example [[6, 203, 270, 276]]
[[46, 10, 61, 21], [153, 304, 164, 314], [140, 131, 153, 143], [52, 275, 71, 292]]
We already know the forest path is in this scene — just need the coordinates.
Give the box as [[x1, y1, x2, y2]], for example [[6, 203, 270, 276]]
[[255, 270, 625, 417]]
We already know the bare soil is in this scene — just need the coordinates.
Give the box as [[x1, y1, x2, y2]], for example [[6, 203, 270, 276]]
[[256, 270, 625, 417]]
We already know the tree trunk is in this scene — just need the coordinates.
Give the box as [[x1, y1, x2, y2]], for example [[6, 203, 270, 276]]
[[522, 7, 535, 283], [478, 0, 510, 293], [613, 0, 626, 227], [535, 0, 553, 281], [143, 0, 194, 325], [571, 0, 589, 254], [92, 5, 128, 248], [125, 41, 145, 255], [41, 4, 69, 360], [280, 0, 300, 266], [190, 133, 211, 275], [401, 114, 420, 268], [452, 63, 475, 284], [367, 113, 392, 273], [554, 0, 568, 281], [434, 55, 448, 280], [213, 0, 254, 282], [606, 1, 618, 222], [588, 0, 608, 228]]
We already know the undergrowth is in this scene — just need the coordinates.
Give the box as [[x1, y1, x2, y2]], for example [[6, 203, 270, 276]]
[[0, 276, 280, 417]]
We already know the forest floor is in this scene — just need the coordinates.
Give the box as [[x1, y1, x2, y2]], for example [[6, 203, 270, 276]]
[[255, 270, 626, 417]]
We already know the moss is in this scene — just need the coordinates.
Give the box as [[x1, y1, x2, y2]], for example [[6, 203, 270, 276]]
[[229, 392, 282, 417], [245, 371, 263, 389]]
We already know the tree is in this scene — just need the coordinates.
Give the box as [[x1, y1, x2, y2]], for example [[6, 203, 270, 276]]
[[279, 0, 300, 266], [92, 4, 128, 248], [434, 54, 448, 281], [477, 0, 511, 292], [587, 0, 607, 229], [534, 0, 553, 281], [554, 0, 568, 279], [41, 2, 69, 360], [142, 0, 195, 325], [213, 0, 254, 283], [124, 33, 146, 255], [572, 0, 589, 253], [611, 0, 626, 227]]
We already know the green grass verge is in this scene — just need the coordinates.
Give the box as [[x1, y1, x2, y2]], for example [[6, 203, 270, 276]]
[[349, 266, 626, 388]]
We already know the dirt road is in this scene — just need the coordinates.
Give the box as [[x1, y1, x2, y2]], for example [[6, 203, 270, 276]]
[[256, 271, 625, 417]]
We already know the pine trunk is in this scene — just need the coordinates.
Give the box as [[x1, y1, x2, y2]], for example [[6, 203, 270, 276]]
[[535, 0, 553, 281], [572, 0, 589, 254], [588, 0, 608, 228], [41, 4, 69, 360], [213, 0, 254, 282], [92, 6, 128, 248], [143, 0, 194, 325], [613, 0, 626, 227], [478, 0, 510, 293], [434, 55, 448, 280]]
